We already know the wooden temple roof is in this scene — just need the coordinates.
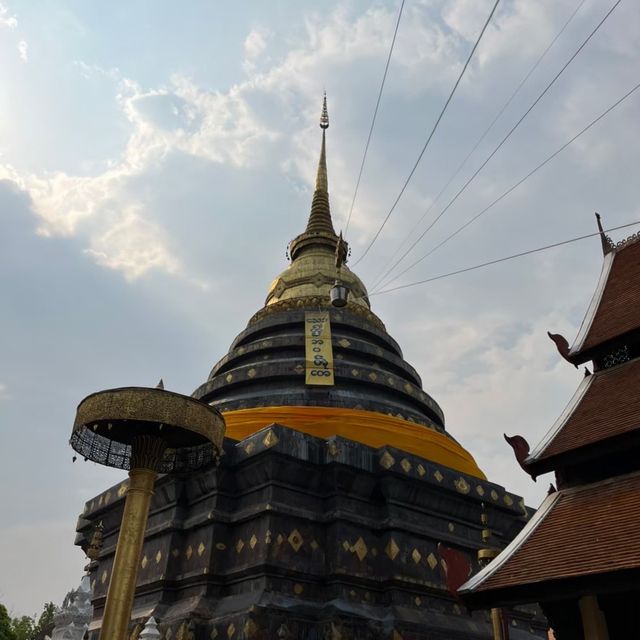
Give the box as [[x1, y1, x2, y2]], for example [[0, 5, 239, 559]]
[[526, 356, 640, 470], [459, 471, 640, 608], [570, 235, 640, 361]]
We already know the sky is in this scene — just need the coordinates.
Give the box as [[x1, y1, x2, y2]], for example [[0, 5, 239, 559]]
[[1, 0, 639, 618]]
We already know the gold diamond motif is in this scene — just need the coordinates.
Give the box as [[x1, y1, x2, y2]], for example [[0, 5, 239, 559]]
[[448, 522, 455, 532], [262, 430, 279, 448], [476, 485, 485, 496], [504, 494, 514, 506], [338, 338, 351, 348], [247, 368, 256, 378], [117, 483, 128, 497], [310, 539, 319, 551], [244, 442, 256, 455], [101, 570, 108, 584], [265, 530, 272, 544], [225, 373, 233, 383], [351, 369, 359, 377], [353, 537, 368, 561], [519, 498, 528, 516], [342, 540, 350, 551], [276, 534, 284, 545], [380, 451, 395, 469], [288, 529, 304, 552], [385, 538, 399, 561], [404, 382, 413, 394], [186, 545, 193, 560], [216, 543, 226, 550], [368, 372, 378, 381], [491, 489, 499, 500], [244, 620, 258, 637], [141, 555, 148, 569], [237, 346, 246, 355], [411, 548, 421, 564], [235, 539, 244, 553], [249, 534, 258, 549], [294, 583, 304, 595], [227, 623, 236, 638], [155, 550, 162, 564], [415, 596, 422, 606], [427, 553, 438, 570], [172, 548, 180, 558], [198, 542, 206, 556], [454, 477, 471, 494], [400, 458, 412, 473], [211, 630, 218, 639], [294, 364, 304, 374], [327, 441, 339, 457], [434, 470, 443, 482], [417, 464, 426, 477]]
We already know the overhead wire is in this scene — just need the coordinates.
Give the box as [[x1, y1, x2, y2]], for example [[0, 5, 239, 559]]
[[369, 0, 587, 291], [371, 220, 640, 296], [372, 79, 640, 292], [352, 0, 501, 266], [372, 0, 622, 287], [344, 0, 406, 237]]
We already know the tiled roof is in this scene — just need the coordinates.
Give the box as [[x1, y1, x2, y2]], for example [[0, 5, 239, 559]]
[[460, 472, 640, 599], [529, 356, 640, 463], [571, 237, 640, 357]]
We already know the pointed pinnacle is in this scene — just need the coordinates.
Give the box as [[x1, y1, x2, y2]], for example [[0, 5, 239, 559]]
[[320, 92, 329, 129], [156, 378, 164, 389]]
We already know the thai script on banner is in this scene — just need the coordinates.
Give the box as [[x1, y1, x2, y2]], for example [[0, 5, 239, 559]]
[[304, 312, 335, 386]]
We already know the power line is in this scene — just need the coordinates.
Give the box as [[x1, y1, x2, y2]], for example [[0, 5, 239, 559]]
[[352, 0, 501, 266], [372, 0, 622, 287], [369, 0, 587, 291], [372, 79, 640, 292], [371, 220, 640, 296], [344, 0, 405, 237]]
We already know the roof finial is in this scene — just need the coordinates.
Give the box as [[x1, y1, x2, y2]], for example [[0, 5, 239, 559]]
[[320, 91, 329, 130], [595, 212, 614, 255]]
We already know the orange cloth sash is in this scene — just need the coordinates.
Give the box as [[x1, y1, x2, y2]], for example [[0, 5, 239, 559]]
[[222, 405, 485, 479]]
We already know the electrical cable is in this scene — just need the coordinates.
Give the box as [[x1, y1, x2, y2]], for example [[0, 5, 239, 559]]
[[344, 0, 405, 237], [371, 220, 640, 296], [372, 79, 640, 292], [372, 0, 622, 286], [369, 0, 587, 291], [352, 0, 501, 266]]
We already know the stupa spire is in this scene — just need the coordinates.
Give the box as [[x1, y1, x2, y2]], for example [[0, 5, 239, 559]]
[[305, 93, 336, 236]]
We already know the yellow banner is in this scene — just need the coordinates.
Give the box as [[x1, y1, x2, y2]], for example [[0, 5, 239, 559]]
[[305, 312, 335, 385]]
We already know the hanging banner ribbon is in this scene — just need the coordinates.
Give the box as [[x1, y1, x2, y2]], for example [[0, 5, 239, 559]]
[[305, 312, 335, 385]]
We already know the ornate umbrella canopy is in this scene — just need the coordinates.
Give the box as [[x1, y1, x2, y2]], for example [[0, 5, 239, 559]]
[[70, 386, 225, 473]]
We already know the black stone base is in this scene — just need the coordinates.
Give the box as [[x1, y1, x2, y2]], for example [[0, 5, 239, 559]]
[[77, 425, 547, 639]]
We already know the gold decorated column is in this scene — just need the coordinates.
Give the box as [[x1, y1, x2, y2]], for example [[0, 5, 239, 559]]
[[100, 436, 166, 640], [70, 386, 225, 640]]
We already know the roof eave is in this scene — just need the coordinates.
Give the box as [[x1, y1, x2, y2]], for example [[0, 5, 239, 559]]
[[569, 250, 615, 359]]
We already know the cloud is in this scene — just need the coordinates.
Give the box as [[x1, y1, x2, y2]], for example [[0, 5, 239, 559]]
[[243, 27, 272, 72], [84, 206, 180, 280], [17, 38, 27, 61], [0, 2, 17, 28]]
